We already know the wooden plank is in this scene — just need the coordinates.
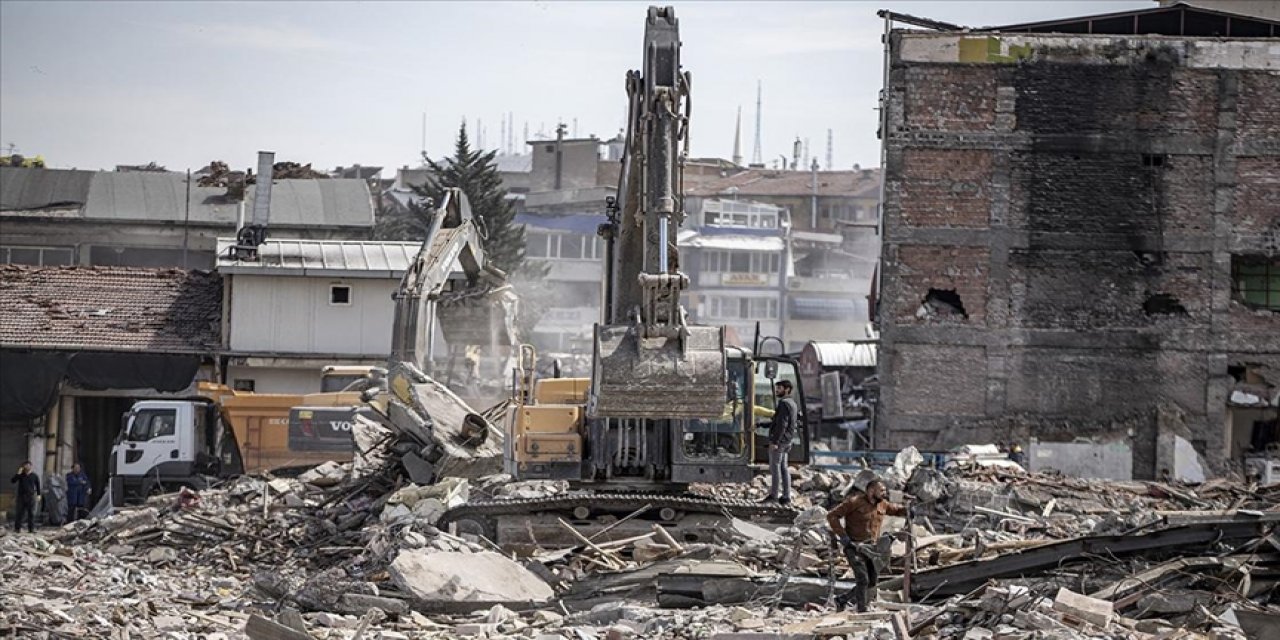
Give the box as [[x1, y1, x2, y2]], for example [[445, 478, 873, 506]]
[[652, 524, 685, 552], [557, 518, 623, 569]]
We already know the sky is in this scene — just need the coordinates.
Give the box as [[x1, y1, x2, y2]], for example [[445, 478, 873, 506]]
[[0, 1, 1147, 175]]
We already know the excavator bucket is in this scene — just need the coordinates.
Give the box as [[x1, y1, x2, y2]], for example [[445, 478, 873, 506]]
[[435, 286, 518, 348], [588, 323, 727, 419]]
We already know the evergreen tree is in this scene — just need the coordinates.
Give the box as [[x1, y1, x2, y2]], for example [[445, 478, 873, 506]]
[[375, 123, 525, 275]]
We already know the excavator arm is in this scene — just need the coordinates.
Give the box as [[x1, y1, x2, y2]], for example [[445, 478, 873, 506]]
[[591, 6, 726, 419], [389, 188, 516, 373]]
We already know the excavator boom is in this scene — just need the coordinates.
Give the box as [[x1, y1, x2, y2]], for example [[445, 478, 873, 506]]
[[389, 188, 516, 373], [591, 6, 726, 419]]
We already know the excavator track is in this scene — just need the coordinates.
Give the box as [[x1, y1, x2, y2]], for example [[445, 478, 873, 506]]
[[438, 491, 798, 549]]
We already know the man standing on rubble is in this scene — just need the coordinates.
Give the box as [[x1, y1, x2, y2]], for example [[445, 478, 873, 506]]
[[826, 479, 909, 612], [10, 461, 40, 533], [764, 380, 797, 505]]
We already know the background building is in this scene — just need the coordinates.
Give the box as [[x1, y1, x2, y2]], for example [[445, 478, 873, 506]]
[[874, 4, 1280, 479], [1, 166, 376, 269]]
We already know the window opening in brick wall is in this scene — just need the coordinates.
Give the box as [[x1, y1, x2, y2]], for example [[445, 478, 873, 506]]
[[1231, 256, 1280, 311], [919, 288, 967, 319], [330, 284, 352, 305], [1141, 153, 1166, 168], [1143, 293, 1187, 315]]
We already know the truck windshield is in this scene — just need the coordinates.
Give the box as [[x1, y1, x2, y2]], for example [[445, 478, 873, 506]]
[[127, 408, 178, 441]]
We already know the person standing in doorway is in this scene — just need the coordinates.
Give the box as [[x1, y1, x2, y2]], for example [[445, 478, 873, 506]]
[[66, 463, 91, 522], [10, 461, 40, 533], [764, 380, 797, 505], [827, 479, 909, 612]]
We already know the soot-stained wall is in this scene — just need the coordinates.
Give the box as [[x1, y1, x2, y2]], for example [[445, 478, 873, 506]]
[[876, 33, 1280, 478]]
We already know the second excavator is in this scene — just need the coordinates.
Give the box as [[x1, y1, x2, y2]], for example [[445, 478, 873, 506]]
[[440, 6, 810, 549]]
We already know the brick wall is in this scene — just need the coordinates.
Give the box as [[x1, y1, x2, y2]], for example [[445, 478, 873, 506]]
[[876, 33, 1280, 479]]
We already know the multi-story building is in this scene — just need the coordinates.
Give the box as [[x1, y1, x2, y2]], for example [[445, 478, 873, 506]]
[[873, 3, 1280, 479], [680, 199, 787, 346]]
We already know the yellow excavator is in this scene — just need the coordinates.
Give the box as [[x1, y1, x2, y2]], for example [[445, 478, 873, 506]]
[[440, 6, 810, 548]]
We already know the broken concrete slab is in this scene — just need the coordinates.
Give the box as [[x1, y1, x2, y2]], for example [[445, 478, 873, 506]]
[[1052, 588, 1113, 628], [389, 550, 553, 603]]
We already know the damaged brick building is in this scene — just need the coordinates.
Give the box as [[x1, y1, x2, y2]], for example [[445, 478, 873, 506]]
[[874, 3, 1280, 479]]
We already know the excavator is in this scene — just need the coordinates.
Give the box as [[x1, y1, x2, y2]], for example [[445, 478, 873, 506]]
[[439, 6, 810, 549], [356, 186, 520, 482]]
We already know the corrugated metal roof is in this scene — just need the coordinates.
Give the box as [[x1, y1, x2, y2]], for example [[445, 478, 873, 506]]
[[804, 341, 878, 368], [0, 167, 94, 211], [2, 167, 374, 228], [215, 238, 420, 277]]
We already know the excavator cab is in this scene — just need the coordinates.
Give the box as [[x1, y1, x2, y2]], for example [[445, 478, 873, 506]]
[[751, 356, 811, 465]]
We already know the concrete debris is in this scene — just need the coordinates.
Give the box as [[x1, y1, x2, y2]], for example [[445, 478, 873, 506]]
[[4, 444, 1279, 640], [389, 550, 554, 603]]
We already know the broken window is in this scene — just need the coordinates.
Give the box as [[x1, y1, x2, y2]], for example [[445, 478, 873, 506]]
[[1143, 293, 1187, 315], [1231, 256, 1280, 311], [918, 289, 967, 319]]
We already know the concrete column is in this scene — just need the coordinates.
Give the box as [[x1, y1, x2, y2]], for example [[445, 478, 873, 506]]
[[58, 395, 75, 471]]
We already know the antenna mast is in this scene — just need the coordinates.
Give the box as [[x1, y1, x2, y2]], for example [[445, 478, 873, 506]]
[[826, 128, 833, 170]]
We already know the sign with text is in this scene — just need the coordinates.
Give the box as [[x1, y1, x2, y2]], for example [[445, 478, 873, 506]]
[[721, 273, 769, 286]]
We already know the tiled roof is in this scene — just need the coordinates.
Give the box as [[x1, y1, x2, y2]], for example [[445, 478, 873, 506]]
[[0, 265, 222, 353], [685, 168, 881, 199]]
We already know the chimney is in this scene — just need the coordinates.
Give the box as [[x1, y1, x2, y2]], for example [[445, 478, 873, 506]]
[[250, 151, 275, 229], [233, 150, 274, 261]]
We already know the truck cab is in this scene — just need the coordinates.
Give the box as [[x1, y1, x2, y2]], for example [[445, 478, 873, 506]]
[[109, 399, 243, 504]]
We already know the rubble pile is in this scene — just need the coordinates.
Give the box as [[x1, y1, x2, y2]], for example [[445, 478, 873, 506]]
[[4, 447, 1279, 639]]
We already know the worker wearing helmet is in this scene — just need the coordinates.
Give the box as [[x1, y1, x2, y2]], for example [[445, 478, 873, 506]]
[[1009, 443, 1025, 466]]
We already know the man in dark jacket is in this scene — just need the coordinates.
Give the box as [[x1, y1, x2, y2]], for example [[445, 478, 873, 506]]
[[11, 461, 40, 532], [66, 463, 91, 522], [764, 380, 797, 504]]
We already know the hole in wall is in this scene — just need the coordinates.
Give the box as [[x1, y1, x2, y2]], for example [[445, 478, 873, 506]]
[[918, 288, 968, 319], [1133, 251, 1165, 267], [1143, 293, 1187, 315]]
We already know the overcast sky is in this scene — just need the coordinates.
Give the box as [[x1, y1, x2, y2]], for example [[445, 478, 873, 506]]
[[1, 1, 1146, 175]]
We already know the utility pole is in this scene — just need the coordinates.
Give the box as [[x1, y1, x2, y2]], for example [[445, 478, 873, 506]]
[[554, 122, 567, 190], [810, 157, 819, 230]]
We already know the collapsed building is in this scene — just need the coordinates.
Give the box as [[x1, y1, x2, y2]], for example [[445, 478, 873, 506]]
[[873, 2, 1280, 479]]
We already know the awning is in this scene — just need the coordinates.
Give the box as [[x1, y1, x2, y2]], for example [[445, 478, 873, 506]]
[[0, 349, 201, 421]]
